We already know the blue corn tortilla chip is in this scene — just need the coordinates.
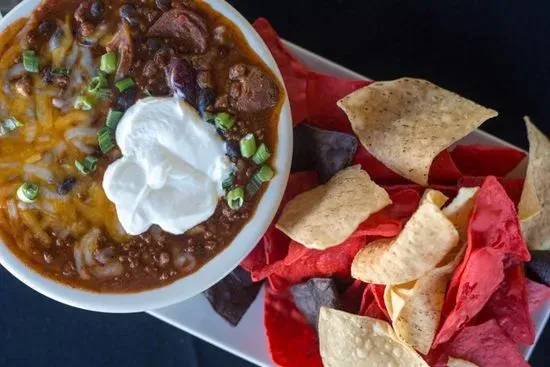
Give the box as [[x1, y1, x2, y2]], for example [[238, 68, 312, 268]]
[[526, 251, 550, 286], [292, 124, 358, 183], [203, 267, 263, 326], [291, 278, 340, 330]]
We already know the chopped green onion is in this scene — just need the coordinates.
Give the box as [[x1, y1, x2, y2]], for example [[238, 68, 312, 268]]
[[17, 182, 39, 203], [222, 172, 236, 192], [100, 52, 118, 74], [22, 50, 39, 73], [226, 187, 244, 210], [75, 156, 99, 175], [246, 165, 275, 197], [246, 175, 262, 198], [115, 77, 135, 92], [98, 126, 115, 154], [252, 143, 270, 165], [240, 133, 257, 158], [74, 95, 93, 111], [88, 75, 108, 94], [106, 109, 123, 129], [51, 67, 71, 76], [256, 165, 275, 182], [214, 112, 235, 130], [96, 88, 113, 99]]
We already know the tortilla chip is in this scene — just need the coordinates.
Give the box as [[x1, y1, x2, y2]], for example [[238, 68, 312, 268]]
[[442, 187, 479, 240], [434, 177, 530, 348], [421, 189, 449, 208], [385, 245, 465, 354], [447, 358, 479, 367], [519, 117, 550, 250], [291, 278, 340, 330], [306, 72, 372, 133], [525, 278, 550, 314], [265, 286, 323, 367], [338, 78, 498, 185], [318, 308, 429, 367], [352, 200, 459, 285], [458, 176, 524, 206], [340, 280, 367, 314], [526, 250, 550, 286], [444, 319, 529, 367], [478, 264, 534, 344], [359, 284, 390, 321], [253, 18, 308, 124], [292, 124, 358, 183], [203, 267, 262, 326], [277, 166, 392, 249], [451, 144, 526, 177]]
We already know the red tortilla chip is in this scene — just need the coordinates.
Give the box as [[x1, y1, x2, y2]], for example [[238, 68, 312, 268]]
[[306, 72, 371, 133], [451, 144, 526, 177], [434, 176, 530, 347], [479, 264, 535, 344], [526, 279, 550, 314], [340, 280, 366, 313], [265, 286, 323, 367], [429, 149, 463, 183], [458, 176, 524, 206], [359, 284, 390, 322], [383, 189, 422, 220], [253, 18, 309, 124], [444, 319, 529, 367]]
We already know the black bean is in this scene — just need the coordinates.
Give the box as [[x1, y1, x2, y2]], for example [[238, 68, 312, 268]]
[[155, 0, 172, 11], [116, 86, 138, 111], [38, 20, 57, 37], [42, 67, 53, 85], [90, 1, 105, 20], [57, 177, 77, 195], [197, 88, 215, 116], [167, 57, 197, 104], [119, 4, 140, 28], [225, 141, 241, 159]]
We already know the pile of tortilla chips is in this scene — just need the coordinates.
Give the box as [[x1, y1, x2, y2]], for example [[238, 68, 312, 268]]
[[202, 18, 550, 367]]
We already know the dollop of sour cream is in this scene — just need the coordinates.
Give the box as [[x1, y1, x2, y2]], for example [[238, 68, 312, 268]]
[[103, 97, 231, 235]]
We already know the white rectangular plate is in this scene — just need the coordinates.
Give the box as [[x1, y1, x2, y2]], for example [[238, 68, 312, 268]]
[[149, 41, 550, 366]]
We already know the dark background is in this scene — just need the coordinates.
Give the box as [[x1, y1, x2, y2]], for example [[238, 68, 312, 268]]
[[1, 0, 549, 366]]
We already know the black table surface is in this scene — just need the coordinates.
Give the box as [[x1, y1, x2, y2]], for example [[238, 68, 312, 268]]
[[1, 1, 549, 366]]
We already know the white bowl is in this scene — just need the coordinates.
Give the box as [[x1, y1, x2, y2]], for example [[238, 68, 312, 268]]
[[0, 0, 293, 312]]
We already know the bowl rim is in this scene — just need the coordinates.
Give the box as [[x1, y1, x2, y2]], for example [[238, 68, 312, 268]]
[[0, 0, 293, 313]]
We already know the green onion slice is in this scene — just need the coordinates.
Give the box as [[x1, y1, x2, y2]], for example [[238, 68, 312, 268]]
[[22, 50, 39, 73], [88, 75, 108, 94], [115, 77, 135, 92], [252, 143, 270, 165], [75, 156, 99, 175], [74, 95, 93, 111], [100, 52, 118, 74], [256, 165, 275, 182], [17, 182, 39, 203], [246, 175, 262, 198], [222, 172, 236, 192], [240, 133, 257, 159], [226, 187, 244, 210], [98, 126, 115, 154], [51, 67, 71, 76], [214, 112, 235, 130], [106, 109, 123, 129]]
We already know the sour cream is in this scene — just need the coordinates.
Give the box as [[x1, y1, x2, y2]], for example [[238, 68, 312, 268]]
[[103, 97, 231, 235]]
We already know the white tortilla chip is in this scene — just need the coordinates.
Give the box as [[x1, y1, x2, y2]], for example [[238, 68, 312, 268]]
[[383, 189, 476, 354], [352, 201, 458, 284], [518, 117, 550, 250], [442, 187, 479, 240], [318, 307, 428, 367], [276, 166, 391, 250], [421, 189, 449, 208], [384, 244, 465, 354], [338, 78, 498, 186], [447, 357, 479, 367]]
